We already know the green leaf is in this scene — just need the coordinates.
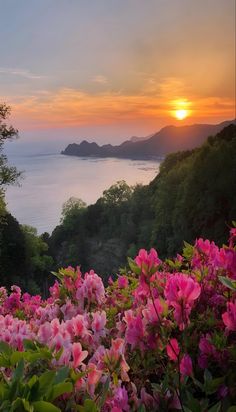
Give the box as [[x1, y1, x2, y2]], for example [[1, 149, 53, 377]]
[[204, 372, 224, 395], [38, 371, 55, 396], [127, 257, 141, 275], [24, 353, 42, 363], [208, 401, 221, 412], [51, 271, 63, 281], [204, 368, 212, 383], [50, 382, 73, 401], [28, 375, 38, 389], [219, 276, 236, 291], [54, 366, 69, 384], [137, 406, 146, 412], [11, 398, 34, 412], [82, 399, 98, 412], [183, 241, 194, 259], [185, 391, 200, 412], [10, 351, 25, 366], [0, 341, 12, 356], [32, 401, 61, 412], [227, 407, 236, 412], [0, 354, 10, 368], [23, 340, 37, 351], [13, 359, 24, 381]]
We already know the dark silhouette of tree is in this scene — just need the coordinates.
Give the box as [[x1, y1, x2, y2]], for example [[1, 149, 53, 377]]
[[0, 104, 21, 216]]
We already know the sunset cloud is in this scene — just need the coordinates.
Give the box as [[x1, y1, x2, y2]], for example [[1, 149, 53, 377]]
[[0, 67, 45, 80], [4, 85, 235, 131], [91, 75, 108, 85]]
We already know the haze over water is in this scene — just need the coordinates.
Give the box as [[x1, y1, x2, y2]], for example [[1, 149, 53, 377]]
[[5, 142, 160, 234]]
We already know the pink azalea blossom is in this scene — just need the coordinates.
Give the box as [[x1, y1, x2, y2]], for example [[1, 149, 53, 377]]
[[142, 298, 163, 323], [165, 273, 201, 329], [140, 387, 156, 410], [72, 342, 88, 368], [76, 270, 105, 306], [135, 248, 161, 282], [180, 354, 193, 377], [112, 386, 130, 412], [91, 311, 106, 337], [229, 227, 236, 248], [222, 301, 236, 332], [118, 276, 129, 289], [124, 310, 145, 349], [49, 281, 60, 299], [166, 338, 180, 361]]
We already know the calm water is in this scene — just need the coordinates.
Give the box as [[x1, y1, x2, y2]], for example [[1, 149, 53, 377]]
[[6, 152, 160, 234]]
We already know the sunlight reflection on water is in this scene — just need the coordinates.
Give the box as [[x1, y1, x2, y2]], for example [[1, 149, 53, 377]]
[[6, 153, 160, 234]]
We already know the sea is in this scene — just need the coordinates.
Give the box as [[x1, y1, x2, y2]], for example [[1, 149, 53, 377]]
[[4, 140, 160, 234]]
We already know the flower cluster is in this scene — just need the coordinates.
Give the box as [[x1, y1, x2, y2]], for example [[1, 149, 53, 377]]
[[0, 229, 236, 411]]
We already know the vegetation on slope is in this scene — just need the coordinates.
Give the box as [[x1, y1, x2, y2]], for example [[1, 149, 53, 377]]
[[49, 124, 236, 279]]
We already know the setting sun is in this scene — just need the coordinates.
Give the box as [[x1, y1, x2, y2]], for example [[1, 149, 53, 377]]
[[175, 108, 188, 120], [171, 99, 191, 121]]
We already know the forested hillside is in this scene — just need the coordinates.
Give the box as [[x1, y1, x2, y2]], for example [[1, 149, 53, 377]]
[[49, 124, 236, 279]]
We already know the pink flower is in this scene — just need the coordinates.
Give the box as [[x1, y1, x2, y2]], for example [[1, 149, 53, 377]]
[[124, 310, 145, 349], [135, 248, 161, 282], [112, 386, 130, 412], [165, 273, 201, 330], [72, 342, 88, 368], [71, 314, 88, 338], [87, 363, 102, 385], [118, 276, 129, 289], [142, 298, 163, 323], [91, 311, 106, 337], [180, 354, 193, 377], [167, 339, 180, 361], [140, 387, 156, 410], [86, 363, 102, 396], [76, 270, 105, 305], [229, 227, 236, 248], [103, 339, 130, 382], [192, 239, 218, 269], [49, 281, 60, 299], [222, 301, 236, 332]]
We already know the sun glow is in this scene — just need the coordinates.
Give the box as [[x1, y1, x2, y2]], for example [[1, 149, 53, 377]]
[[171, 99, 191, 121], [175, 109, 188, 120]]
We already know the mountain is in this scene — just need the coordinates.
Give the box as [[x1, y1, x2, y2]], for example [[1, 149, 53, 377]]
[[62, 120, 236, 160], [129, 133, 154, 142]]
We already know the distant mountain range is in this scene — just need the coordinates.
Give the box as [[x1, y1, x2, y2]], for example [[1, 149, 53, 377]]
[[61, 120, 236, 160]]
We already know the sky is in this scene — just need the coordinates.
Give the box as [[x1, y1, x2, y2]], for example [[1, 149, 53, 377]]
[[0, 0, 235, 145]]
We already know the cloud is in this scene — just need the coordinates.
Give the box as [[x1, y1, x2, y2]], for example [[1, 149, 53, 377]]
[[91, 75, 108, 85], [3, 81, 235, 131], [0, 67, 45, 80]]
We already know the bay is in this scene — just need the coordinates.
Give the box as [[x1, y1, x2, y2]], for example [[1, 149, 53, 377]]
[[5, 152, 160, 234]]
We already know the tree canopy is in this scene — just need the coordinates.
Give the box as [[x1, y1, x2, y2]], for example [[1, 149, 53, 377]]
[[0, 104, 21, 216]]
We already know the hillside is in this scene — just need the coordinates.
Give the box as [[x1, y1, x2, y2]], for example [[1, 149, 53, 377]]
[[62, 119, 235, 160], [51, 124, 236, 277]]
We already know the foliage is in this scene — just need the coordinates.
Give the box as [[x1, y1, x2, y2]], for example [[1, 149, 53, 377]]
[[0, 104, 20, 217], [50, 124, 236, 276], [21, 225, 54, 295], [0, 218, 54, 295], [0, 228, 236, 410]]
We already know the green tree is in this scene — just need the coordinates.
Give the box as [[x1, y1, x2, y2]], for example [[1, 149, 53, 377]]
[[21, 225, 54, 295], [0, 104, 21, 216], [61, 197, 87, 221], [101, 180, 132, 206], [0, 213, 27, 289]]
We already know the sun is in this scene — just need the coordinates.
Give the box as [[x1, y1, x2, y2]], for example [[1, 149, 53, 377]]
[[171, 99, 191, 121], [175, 109, 188, 120]]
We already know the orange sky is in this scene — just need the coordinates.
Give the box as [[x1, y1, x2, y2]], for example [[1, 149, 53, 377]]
[[0, 1, 235, 142]]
